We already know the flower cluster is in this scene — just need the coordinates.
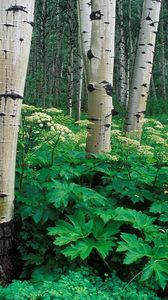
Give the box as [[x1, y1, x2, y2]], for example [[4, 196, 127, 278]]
[[137, 145, 154, 156], [148, 135, 166, 145], [112, 129, 122, 137], [45, 108, 62, 114], [105, 153, 119, 161], [144, 127, 160, 135], [26, 112, 54, 129], [22, 104, 41, 114], [79, 143, 86, 148], [53, 124, 79, 143], [75, 120, 92, 127], [117, 136, 140, 148], [144, 119, 164, 129], [111, 122, 120, 128]]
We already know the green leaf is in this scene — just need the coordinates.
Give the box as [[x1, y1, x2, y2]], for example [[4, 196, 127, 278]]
[[114, 207, 159, 241], [62, 238, 114, 260], [94, 240, 115, 258], [92, 219, 119, 240], [141, 261, 168, 290], [93, 208, 116, 223], [23, 254, 44, 266], [117, 233, 152, 264], [45, 180, 76, 208], [72, 186, 105, 206], [62, 238, 94, 260], [48, 211, 93, 246], [118, 233, 168, 289]]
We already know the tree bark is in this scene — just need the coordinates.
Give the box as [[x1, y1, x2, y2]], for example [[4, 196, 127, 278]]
[[77, 0, 91, 85], [0, 0, 35, 283], [125, 0, 162, 138], [160, 6, 166, 100], [118, 0, 127, 107], [67, 0, 74, 116], [0, 221, 14, 284], [86, 0, 116, 154], [77, 54, 83, 121]]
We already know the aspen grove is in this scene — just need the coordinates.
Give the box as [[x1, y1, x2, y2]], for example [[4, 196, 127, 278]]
[[0, 0, 167, 298]]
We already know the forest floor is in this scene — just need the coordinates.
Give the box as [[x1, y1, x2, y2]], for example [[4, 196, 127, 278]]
[[0, 105, 168, 299]]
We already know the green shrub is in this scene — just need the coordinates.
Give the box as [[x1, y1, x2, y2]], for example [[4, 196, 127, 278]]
[[0, 268, 161, 300], [15, 109, 168, 292]]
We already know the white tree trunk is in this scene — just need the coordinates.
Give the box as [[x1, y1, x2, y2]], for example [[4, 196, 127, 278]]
[[77, 54, 83, 121], [125, 0, 162, 138], [77, 0, 91, 84], [0, 0, 35, 282], [86, 0, 116, 154], [118, 0, 127, 107]]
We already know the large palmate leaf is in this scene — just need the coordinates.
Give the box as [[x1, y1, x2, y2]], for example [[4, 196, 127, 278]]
[[44, 179, 106, 208], [117, 233, 152, 264], [72, 186, 106, 206], [141, 260, 168, 290], [62, 239, 95, 260], [92, 219, 120, 240], [150, 199, 168, 222], [62, 238, 115, 260], [114, 207, 159, 241], [117, 233, 168, 289], [44, 180, 76, 208], [48, 211, 93, 246], [48, 212, 119, 260]]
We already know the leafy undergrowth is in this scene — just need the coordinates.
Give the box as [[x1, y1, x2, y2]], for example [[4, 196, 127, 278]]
[[10, 105, 168, 298], [0, 267, 161, 300]]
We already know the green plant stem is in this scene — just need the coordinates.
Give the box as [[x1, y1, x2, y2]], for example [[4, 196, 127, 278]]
[[50, 133, 61, 166]]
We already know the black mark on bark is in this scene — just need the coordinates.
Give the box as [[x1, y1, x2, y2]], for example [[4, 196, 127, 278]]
[[88, 84, 95, 92], [0, 93, 23, 100], [87, 49, 94, 60], [90, 10, 103, 20], [6, 5, 28, 13]]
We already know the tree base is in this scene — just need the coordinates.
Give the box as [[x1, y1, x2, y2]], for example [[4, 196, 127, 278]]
[[0, 220, 14, 285]]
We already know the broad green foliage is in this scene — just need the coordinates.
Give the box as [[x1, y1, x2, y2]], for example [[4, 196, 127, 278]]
[[114, 207, 159, 241], [0, 267, 161, 300], [48, 212, 119, 259], [15, 107, 168, 292], [117, 233, 168, 289]]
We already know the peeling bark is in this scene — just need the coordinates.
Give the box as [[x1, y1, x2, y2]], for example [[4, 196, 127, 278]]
[[125, 0, 162, 138]]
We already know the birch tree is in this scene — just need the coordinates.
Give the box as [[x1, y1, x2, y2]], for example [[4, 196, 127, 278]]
[[77, 0, 91, 85], [118, 0, 127, 107], [125, 0, 162, 138], [0, 0, 35, 283], [67, 0, 74, 116], [86, 0, 116, 154]]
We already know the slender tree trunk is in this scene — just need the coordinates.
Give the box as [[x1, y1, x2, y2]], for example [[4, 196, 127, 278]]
[[41, 0, 48, 107], [86, 0, 116, 154], [77, 54, 83, 121], [160, 7, 166, 100], [125, 0, 162, 138], [77, 0, 91, 85], [118, 0, 127, 107], [67, 0, 74, 116], [0, 0, 35, 283], [151, 75, 157, 101], [67, 48, 74, 116]]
